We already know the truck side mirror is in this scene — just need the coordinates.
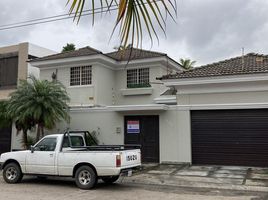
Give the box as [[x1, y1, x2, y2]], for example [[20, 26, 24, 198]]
[[30, 146, 35, 153]]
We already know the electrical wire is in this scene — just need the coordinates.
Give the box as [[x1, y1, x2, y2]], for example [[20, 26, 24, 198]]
[[0, 5, 118, 31], [0, 7, 118, 31], [0, 0, 167, 32]]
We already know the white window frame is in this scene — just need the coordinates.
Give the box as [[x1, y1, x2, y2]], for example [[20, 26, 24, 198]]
[[70, 66, 92, 86], [127, 68, 150, 88]]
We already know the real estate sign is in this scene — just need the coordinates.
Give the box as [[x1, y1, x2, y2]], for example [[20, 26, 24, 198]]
[[127, 121, 140, 134]]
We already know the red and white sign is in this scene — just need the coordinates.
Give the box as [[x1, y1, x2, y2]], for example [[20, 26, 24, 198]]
[[127, 121, 140, 134]]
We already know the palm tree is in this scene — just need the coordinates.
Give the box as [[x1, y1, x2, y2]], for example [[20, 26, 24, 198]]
[[179, 58, 196, 70], [0, 101, 35, 149], [7, 76, 70, 145], [66, 0, 177, 47], [0, 101, 12, 128], [62, 43, 76, 52]]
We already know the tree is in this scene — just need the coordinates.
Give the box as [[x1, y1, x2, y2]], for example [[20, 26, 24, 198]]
[[66, 0, 177, 48], [0, 101, 35, 149], [7, 76, 70, 146], [62, 43, 76, 52], [0, 101, 12, 128], [179, 58, 196, 70]]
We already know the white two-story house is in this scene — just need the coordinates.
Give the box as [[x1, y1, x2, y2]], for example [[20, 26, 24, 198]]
[[29, 46, 183, 163]]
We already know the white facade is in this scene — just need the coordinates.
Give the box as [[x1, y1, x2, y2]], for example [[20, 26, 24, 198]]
[[25, 48, 185, 163], [13, 49, 268, 165], [160, 73, 268, 164]]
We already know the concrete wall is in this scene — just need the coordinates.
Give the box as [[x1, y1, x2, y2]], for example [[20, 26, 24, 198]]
[[159, 109, 191, 163], [114, 65, 168, 105], [94, 65, 115, 106], [39, 64, 115, 106], [11, 107, 193, 164], [0, 43, 27, 100], [0, 43, 56, 100], [178, 91, 268, 105], [40, 63, 170, 106]]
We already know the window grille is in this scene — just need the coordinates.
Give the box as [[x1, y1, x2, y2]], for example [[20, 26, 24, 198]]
[[70, 66, 92, 86], [127, 68, 150, 88]]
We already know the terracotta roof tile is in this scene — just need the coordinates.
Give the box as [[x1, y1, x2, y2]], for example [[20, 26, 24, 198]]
[[105, 47, 166, 61], [30, 46, 102, 62], [160, 53, 268, 80]]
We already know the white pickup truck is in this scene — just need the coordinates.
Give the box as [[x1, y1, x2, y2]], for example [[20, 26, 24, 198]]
[[0, 131, 141, 189]]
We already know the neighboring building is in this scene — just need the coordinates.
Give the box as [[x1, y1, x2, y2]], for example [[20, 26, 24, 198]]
[[0, 43, 56, 154], [29, 46, 183, 163], [159, 53, 268, 167]]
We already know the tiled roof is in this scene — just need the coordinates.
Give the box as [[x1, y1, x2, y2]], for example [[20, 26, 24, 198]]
[[159, 53, 268, 80], [30, 46, 168, 63], [30, 46, 102, 62], [105, 47, 166, 61]]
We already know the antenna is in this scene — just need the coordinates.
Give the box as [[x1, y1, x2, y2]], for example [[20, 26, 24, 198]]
[[242, 47, 245, 70]]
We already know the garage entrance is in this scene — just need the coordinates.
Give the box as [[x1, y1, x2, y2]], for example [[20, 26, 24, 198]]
[[0, 126, 12, 155], [191, 109, 268, 167], [124, 115, 159, 163]]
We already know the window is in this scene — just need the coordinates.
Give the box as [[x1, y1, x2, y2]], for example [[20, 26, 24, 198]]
[[127, 68, 150, 88], [35, 138, 57, 151], [70, 66, 92, 86], [62, 136, 85, 148], [0, 55, 18, 89]]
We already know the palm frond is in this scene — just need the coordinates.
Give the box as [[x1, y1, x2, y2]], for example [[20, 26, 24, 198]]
[[66, 0, 177, 48]]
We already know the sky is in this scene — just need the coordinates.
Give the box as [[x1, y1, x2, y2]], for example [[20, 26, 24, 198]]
[[0, 0, 268, 66]]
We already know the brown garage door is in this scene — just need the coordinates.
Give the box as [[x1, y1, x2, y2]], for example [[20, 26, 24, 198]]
[[191, 109, 268, 167], [0, 126, 12, 155], [125, 115, 159, 163]]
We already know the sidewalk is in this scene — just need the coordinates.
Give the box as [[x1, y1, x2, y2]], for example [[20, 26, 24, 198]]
[[124, 164, 268, 193]]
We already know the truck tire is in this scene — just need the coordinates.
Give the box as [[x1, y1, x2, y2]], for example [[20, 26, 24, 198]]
[[75, 166, 97, 189], [3, 163, 23, 184], [101, 176, 120, 184]]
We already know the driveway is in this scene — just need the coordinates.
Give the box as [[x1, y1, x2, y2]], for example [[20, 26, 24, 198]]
[[0, 172, 266, 200], [1, 165, 268, 200], [125, 164, 268, 193]]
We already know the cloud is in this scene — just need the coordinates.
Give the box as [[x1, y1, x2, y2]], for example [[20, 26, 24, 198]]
[[1, 0, 268, 66]]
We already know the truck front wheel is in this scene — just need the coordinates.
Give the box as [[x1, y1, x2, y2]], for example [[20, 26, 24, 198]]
[[3, 163, 23, 184], [101, 176, 120, 184], [75, 166, 97, 189]]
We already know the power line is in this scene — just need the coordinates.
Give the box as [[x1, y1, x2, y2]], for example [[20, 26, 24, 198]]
[[0, 4, 119, 28], [0, 7, 118, 31], [0, 0, 165, 31]]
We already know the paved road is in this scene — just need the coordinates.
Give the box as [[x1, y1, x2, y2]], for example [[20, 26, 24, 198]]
[[0, 175, 266, 200]]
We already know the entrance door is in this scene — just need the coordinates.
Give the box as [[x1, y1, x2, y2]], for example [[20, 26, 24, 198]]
[[124, 115, 159, 163], [0, 126, 12, 155]]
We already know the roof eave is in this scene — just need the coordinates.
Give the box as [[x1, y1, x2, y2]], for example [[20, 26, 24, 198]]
[[162, 72, 268, 87]]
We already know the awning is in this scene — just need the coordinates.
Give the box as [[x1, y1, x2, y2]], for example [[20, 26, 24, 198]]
[[107, 104, 169, 112]]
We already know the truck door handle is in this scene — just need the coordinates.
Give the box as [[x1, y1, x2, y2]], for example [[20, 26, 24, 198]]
[[49, 154, 54, 157]]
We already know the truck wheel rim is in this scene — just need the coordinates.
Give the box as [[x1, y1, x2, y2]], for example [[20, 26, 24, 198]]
[[78, 170, 91, 185], [6, 167, 17, 181]]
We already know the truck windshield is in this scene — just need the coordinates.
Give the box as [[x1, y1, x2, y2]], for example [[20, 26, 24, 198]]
[[62, 136, 85, 147]]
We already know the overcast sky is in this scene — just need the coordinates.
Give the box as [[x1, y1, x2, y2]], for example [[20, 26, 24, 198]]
[[0, 0, 268, 65]]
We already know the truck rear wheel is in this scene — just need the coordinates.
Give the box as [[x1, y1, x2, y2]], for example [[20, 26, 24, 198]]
[[75, 166, 97, 189], [101, 176, 120, 184], [3, 163, 23, 184]]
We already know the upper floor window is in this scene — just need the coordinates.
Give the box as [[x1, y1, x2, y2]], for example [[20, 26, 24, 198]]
[[0, 54, 18, 89], [127, 68, 150, 88], [70, 66, 92, 86]]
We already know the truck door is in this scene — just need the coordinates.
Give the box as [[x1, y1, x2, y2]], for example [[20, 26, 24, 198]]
[[25, 137, 57, 175]]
